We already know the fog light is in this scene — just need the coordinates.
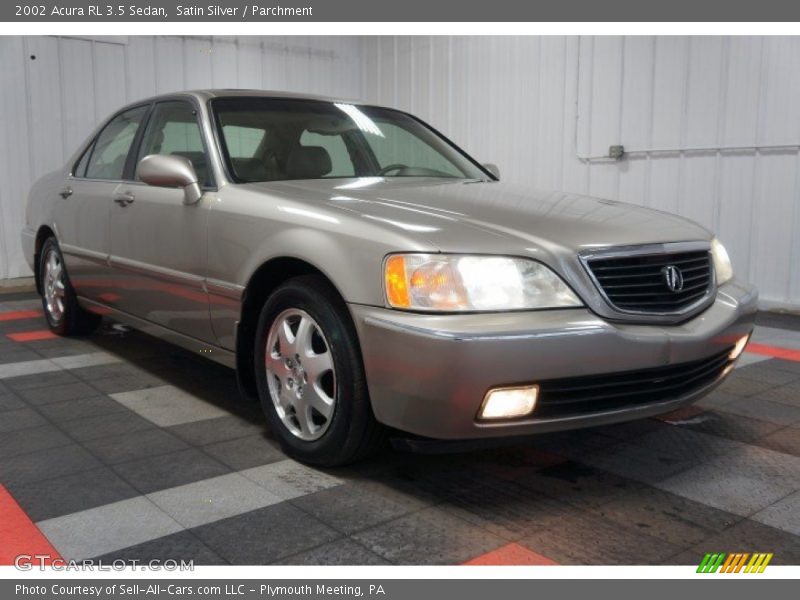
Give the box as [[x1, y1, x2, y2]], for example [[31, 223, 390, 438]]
[[729, 334, 750, 361], [478, 385, 538, 420]]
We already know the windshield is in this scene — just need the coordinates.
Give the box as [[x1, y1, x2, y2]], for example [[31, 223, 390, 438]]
[[211, 97, 488, 183]]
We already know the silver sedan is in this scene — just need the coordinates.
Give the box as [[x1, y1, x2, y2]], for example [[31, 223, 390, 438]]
[[21, 90, 757, 465]]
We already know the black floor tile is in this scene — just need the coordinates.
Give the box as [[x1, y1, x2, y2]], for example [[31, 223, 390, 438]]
[[756, 427, 800, 456], [69, 362, 161, 383], [193, 503, 341, 565], [83, 428, 190, 465], [520, 511, 683, 565], [685, 519, 800, 565], [292, 480, 429, 535], [718, 396, 800, 426], [353, 506, 505, 565], [5, 370, 82, 391], [202, 434, 285, 470], [0, 391, 25, 411], [0, 407, 47, 432], [756, 385, 800, 408], [29, 340, 96, 359], [36, 395, 128, 423], [735, 364, 800, 386], [718, 374, 780, 398], [436, 480, 578, 541], [112, 448, 231, 494], [670, 410, 783, 443], [7, 466, 139, 521], [56, 410, 156, 442], [88, 375, 166, 395], [589, 485, 741, 548], [0, 424, 72, 459], [0, 444, 101, 486], [593, 418, 667, 441], [275, 538, 390, 565], [0, 347, 44, 364], [167, 415, 266, 447], [764, 359, 800, 376], [17, 381, 99, 405], [515, 461, 644, 509], [94, 530, 228, 565]]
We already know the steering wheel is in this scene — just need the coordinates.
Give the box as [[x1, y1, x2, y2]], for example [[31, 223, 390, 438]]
[[378, 163, 409, 176]]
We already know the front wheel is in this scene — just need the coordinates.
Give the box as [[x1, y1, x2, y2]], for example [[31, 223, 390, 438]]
[[39, 237, 101, 335], [253, 275, 385, 466]]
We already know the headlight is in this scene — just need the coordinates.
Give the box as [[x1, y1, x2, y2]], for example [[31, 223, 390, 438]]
[[383, 254, 583, 311], [711, 238, 733, 285]]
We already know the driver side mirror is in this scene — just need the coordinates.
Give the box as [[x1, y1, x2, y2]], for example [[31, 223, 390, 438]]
[[138, 154, 203, 205], [482, 163, 500, 180]]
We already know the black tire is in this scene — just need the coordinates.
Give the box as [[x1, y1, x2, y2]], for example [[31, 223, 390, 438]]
[[39, 237, 101, 336], [254, 274, 386, 466]]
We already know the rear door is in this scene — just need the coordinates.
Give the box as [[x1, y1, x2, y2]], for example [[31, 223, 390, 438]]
[[54, 105, 150, 302], [107, 99, 215, 342]]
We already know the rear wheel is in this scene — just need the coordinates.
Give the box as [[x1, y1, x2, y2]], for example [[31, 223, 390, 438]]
[[39, 237, 101, 335], [254, 275, 385, 466]]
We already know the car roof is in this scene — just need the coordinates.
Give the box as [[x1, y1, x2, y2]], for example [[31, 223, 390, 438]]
[[133, 89, 367, 107]]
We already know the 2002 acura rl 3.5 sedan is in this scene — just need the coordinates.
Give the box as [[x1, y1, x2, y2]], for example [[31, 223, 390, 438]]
[[21, 90, 758, 465]]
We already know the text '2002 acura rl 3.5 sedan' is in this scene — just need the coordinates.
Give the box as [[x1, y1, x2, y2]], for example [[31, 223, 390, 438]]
[[22, 90, 758, 465]]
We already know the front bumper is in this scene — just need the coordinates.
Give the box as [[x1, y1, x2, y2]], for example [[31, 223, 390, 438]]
[[350, 279, 758, 440]]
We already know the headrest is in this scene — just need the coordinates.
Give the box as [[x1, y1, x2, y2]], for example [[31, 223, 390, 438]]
[[151, 130, 165, 153], [286, 146, 332, 179]]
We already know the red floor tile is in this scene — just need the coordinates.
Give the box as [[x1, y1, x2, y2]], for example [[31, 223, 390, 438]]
[[7, 330, 58, 342], [746, 343, 800, 363], [463, 543, 559, 565], [0, 484, 61, 566], [0, 310, 42, 322]]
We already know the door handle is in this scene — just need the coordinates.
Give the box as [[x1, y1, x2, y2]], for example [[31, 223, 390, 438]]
[[59, 187, 73, 199], [113, 191, 135, 206]]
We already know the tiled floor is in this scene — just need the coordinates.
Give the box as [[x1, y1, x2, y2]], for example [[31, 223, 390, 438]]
[[1, 292, 799, 566]]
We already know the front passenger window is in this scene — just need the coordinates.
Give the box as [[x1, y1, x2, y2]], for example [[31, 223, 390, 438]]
[[85, 106, 148, 180], [136, 101, 211, 187]]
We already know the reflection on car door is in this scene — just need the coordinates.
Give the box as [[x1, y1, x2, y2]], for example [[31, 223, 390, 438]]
[[54, 105, 149, 302], [107, 100, 215, 343]]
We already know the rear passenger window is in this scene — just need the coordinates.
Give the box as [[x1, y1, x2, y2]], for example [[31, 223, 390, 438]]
[[136, 101, 212, 187], [73, 143, 92, 178], [85, 106, 148, 180]]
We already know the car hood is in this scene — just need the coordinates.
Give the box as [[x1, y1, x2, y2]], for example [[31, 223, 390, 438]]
[[246, 177, 711, 255]]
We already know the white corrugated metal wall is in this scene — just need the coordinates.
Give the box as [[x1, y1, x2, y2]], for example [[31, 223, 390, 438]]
[[0, 35, 362, 280], [362, 36, 800, 310], [2, 35, 799, 310]]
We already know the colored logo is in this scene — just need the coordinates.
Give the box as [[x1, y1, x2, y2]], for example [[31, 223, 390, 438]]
[[697, 552, 773, 573], [661, 265, 685, 292]]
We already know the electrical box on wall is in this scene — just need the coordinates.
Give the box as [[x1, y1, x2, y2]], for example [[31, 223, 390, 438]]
[[609, 145, 625, 160]]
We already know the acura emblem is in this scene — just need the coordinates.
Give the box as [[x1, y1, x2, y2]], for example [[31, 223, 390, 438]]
[[661, 265, 684, 292]]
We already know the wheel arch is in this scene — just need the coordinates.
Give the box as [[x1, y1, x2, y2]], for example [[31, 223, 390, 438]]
[[235, 256, 357, 403], [33, 225, 56, 295]]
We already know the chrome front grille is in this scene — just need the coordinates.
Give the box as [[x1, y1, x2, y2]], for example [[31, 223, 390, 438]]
[[584, 249, 714, 315]]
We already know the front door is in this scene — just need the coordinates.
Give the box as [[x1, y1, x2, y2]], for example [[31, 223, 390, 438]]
[[107, 100, 215, 343]]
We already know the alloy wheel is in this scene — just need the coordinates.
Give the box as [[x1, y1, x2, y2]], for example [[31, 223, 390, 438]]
[[265, 308, 337, 441], [43, 248, 66, 323]]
